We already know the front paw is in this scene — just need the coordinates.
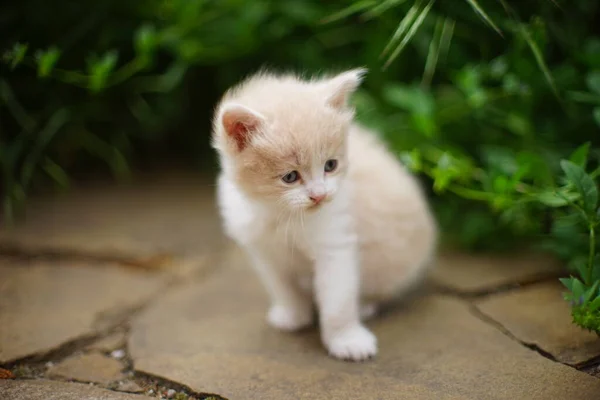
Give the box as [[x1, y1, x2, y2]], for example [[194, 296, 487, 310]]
[[267, 304, 314, 332], [323, 324, 378, 361]]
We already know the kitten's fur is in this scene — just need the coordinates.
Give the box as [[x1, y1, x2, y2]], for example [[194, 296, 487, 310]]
[[212, 68, 437, 361]]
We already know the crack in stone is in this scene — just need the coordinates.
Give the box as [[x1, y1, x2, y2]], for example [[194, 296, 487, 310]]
[[432, 273, 564, 299], [1, 251, 230, 398], [0, 306, 140, 370], [0, 242, 173, 272], [578, 355, 600, 372], [468, 303, 557, 360], [133, 371, 228, 400]]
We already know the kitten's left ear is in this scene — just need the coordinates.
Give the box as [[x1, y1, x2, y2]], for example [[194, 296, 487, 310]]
[[323, 68, 367, 110], [218, 103, 266, 152]]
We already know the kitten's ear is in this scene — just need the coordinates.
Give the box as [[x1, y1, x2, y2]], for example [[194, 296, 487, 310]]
[[219, 103, 265, 152], [323, 68, 367, 110]]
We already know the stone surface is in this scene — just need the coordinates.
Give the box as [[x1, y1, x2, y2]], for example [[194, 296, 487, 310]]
[[0, 379, 152, 400], [87, 332, 127, 353], [47, 352, 126, 384], [129, 248, 600, 400], [475, 281, 600, 366], [431, 251, 563, 294], [114, 380, 144, 394], [0, 259, 163, 363], [0, 171, 226, 262]]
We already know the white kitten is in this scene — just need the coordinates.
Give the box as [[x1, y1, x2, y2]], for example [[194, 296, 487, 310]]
[[211, 68, 438, 361]]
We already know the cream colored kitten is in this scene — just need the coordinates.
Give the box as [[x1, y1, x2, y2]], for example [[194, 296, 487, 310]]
[[211, 68, 437, 361]]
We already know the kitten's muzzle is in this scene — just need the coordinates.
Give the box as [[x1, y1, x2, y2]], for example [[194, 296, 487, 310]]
[[309, 193, 326, 205]]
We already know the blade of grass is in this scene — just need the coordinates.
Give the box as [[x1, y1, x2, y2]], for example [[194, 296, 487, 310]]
[[547, 0, 561, 9], [383, 0, 435, 70], [517, 21, 560, 100], [380, 0, 421, 58], [42, 157, 70, 188], [80, 129, 131, 181], [422, 17, 444, 88], [20, 108, 69, 190], [363, 0, 408, 20], [0, 80, 35, 132], [567, 91, 600, 105], [320, 0, 377, 24], [498, 0, 561, 102], [463, 0, 503, 36], [438, 18, 455, 64]]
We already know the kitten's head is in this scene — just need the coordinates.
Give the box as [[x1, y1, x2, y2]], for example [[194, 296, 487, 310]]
[[212, 68, 366, 211]]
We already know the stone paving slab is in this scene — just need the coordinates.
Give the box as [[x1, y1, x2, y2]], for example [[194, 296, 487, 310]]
[[0, 379, 152, 400], [0, 259, 163, 363], [87, 332, 127, 353], [47, 352, 126, 385], [129, 248, 600, 400], [431, 251, 563, 294], [0, 172, 226, 262], [474, 281, 600, 366]]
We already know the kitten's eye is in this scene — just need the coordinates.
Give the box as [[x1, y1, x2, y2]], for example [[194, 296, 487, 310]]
[[282, 171, 300, 184], [324, 159, 338, 173]]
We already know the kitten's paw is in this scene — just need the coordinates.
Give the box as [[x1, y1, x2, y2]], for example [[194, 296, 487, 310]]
[[360, 302, 379, 321], [267, 305, 313, 332], [324, 324, 378, 361]]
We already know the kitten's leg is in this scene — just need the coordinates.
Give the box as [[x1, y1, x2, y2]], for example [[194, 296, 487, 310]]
[[314, 243, 377, 361], [247, 248, 313, 332], [360, 302, 379, 321]]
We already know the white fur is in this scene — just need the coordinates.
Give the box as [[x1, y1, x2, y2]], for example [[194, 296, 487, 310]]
[[212, 69, 438, 361]]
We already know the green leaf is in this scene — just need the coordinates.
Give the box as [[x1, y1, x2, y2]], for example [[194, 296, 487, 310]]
[[589, 296, 600, 312], [593, 107, 600, 128], [569, 142, 590, 168], [432, 152, 460, 193], [463, 0, 502, 36], [560, 159, 598, 214], [399, 149, 422, 171], [383, 84, 434, 115], [36, 47, 61, 77], [493, 175, 510, 193], [586, 70, 600, 94], [572, 278, 585, 300], [88, 50, 118, 92], [134, 24, 157, 56], [8, 43, 28, 69], [584, 281, 599, 304], [559, 277, 574, 292], [536, 191, 579, 207], [569, 256, 590, 285]]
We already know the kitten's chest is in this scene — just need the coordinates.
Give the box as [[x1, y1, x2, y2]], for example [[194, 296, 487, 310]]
[[235, 209, 314, 256], [217, 177, 314, 256]]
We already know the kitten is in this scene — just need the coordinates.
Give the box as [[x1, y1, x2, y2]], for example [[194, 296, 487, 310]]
[[211, 68, 437, 361]]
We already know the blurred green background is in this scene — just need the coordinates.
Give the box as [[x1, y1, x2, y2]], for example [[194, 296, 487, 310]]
[[2, 0, 600, 331]]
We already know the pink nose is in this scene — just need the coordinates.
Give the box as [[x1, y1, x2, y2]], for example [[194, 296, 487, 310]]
[[309, 193, 326, 204]]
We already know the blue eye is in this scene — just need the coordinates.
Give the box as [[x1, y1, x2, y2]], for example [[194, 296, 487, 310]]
[[324, 159, 338, 172], [282, 171, 300, 183]]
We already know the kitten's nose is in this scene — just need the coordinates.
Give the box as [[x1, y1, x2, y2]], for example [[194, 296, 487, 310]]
[[309, 193, 326, 205]]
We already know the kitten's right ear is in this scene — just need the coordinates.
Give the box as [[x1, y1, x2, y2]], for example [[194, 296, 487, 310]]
[[219, 103, 265, 152], [322, 68, 367, 110]]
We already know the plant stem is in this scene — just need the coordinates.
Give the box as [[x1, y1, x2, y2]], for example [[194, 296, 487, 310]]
[[589, 223, 596, 285]]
